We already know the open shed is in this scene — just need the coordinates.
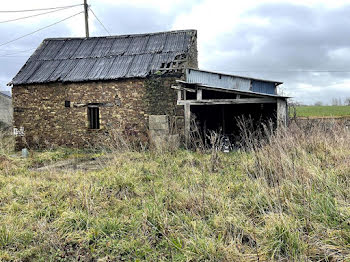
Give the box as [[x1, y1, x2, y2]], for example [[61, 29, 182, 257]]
[[173, 68, 289, 145]]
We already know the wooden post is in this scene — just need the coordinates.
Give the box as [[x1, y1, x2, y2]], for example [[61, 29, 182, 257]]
[[84, 0, 89, 38], [222, 105, 225, 134], [277, 98, 287, 127], [197, 88, 202, 100], [184, 103, 191, 146], [177, 90, 182, 101]]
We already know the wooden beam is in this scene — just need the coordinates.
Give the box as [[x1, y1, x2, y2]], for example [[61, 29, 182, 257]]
[[171, 85, 196, 93], [178, 98, 277, 105], [174, 81, 287, 98]]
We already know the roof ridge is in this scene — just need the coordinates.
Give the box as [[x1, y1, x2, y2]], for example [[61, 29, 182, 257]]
[[43, 29, 197, 41], [30, 50, 185, 61]]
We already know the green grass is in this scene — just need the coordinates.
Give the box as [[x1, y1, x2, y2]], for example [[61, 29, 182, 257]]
[[292, 105, 350, 118], [0, 122, 349, 261]]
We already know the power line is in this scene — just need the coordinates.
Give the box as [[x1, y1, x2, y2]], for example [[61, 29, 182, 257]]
[[89, 7, 111, 36], [0, 47, 36, 53], [0, 55, 31, 58], [0, 4, 83, 13], [0, 48, 37, 57], [0, 5, 81, 24], [0, 11, 84, 48], [0, 47, 36, 52]]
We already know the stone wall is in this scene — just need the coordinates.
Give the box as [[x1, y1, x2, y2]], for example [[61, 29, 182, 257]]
[[13, 77, 183, 149], [0, 94, 12, 127], [187, 34, 198, 69]]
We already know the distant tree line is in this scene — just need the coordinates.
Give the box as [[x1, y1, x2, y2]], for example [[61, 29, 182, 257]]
[[312, 97, 350, 106]]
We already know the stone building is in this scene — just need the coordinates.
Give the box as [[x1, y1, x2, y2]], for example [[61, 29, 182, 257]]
[[0, 91, 12, 128], [10, 30, 197, 148], [10, 29, 287, 149]]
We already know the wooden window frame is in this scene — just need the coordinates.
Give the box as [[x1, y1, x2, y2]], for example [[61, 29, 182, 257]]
[[88, 106, 100, 129]]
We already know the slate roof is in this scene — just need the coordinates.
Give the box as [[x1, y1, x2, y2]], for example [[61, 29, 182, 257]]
[[10, 29, 196, 85]]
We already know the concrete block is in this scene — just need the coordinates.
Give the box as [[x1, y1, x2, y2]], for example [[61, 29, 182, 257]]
[[149, 115, 169, 131]]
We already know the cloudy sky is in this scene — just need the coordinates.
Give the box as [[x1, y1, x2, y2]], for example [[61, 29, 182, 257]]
[[1, 0, 350, 104]]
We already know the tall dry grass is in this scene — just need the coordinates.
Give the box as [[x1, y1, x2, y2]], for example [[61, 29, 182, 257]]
[[237, 119, 350, 260], [0, 119, 349, 261], [0, 128, 13, 155]]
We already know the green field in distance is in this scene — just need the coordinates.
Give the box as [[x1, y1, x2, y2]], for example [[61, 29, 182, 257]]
[[291, 105, 350, 118]]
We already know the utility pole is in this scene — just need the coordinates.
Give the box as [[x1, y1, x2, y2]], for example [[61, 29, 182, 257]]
[[84, 0, 89, 38]]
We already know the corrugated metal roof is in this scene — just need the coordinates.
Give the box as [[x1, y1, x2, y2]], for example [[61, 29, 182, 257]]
[[186, 68, 282, 96], [186, 69, 251, 91], [187, 68, 283, 85], [177, 80, 290, 99], [11, 29, 197, 85]]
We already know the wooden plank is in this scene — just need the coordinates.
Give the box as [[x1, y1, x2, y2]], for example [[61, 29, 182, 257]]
[[177, 98, 276, 105]]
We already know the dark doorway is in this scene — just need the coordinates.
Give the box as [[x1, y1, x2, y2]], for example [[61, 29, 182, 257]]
[[190, 103, 277, 143]]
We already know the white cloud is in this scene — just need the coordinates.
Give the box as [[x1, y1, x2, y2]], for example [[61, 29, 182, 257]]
[[1, 0, 350, 104]]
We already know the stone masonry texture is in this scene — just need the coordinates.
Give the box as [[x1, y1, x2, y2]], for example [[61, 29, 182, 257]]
[[12, 76, 184, 149]]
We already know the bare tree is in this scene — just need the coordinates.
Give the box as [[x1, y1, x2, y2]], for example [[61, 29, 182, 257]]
[[331, 97, 342, 106], [345, 97, 350, 106]]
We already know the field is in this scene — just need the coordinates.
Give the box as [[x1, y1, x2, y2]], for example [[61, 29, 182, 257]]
[[292, 105, 350, 118], [0, 123, 349, 261]]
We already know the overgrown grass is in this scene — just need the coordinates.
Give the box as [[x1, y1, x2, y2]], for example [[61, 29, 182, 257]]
[[292, 105, 350, 118], [0, 122, 349, 261]]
